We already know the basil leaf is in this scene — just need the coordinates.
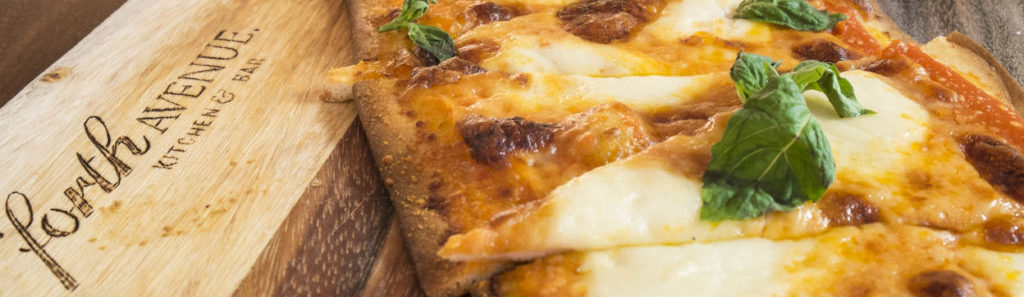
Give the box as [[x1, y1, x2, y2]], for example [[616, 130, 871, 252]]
[[730, 53, 781, 103], [735, 0, 847, 31], [379, 0, 436, 32], [700, 75, 835, 221], [377, 0, 456, 62], [790, 60, 875, 118], [407, 23, 456, 61]]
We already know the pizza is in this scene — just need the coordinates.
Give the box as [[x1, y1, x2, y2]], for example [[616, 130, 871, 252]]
[[329, 0, 1024, 296]]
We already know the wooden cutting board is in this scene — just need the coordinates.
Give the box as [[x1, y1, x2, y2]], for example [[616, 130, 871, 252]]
[[0, 0, 377, 296], [1, 1, 1022, 297]]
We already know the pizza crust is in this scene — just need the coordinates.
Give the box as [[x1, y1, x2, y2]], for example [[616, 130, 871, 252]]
[[346, 0, 382, 61], [943, 32, 1024, 115], [353, 80, 512, 297]]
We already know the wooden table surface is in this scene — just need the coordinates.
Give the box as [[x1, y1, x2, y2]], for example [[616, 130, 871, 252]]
[[2, 1, 1022, 296]]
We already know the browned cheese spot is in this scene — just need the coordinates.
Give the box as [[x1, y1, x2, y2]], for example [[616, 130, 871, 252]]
[[984, 218, 1024, 246], [792, 39, 861, 63], [858, 58, 910, 77], [960, 134, 1024, 203], [920, 79, 960, 103], [457, 39, 502, 64], [457, 115, 556, 167], [557, 0, 661, 43], [562, 12, 639, 43], [680, 35, 703, 46], [409, 57, 487, 89], [907, 270, 977, 297], [467, 2, 513, 25], [906, 170, 933, 190], [413, 46, 440, 66], [383, 49, 428, 77], [818, 191, 880, 226]]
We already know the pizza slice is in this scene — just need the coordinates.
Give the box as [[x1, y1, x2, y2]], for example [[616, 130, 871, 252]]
[[487, 224, 1024, 297], [332, 0, 1024, 296]]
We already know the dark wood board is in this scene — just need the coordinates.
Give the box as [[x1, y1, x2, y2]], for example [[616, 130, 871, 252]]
[[0, 0, 128, 106], [876, 0, 1024, 88], [1, 1, 1022, 296]]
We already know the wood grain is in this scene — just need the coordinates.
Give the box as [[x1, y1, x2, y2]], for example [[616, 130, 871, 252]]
[[0, 0, 357, 296], [876, 0, 1024, 87], [233, 122, 422, 297]]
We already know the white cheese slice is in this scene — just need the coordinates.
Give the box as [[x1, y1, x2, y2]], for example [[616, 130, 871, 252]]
[[583, 238, 800, 297], [646, 0, 769, 42], [504, 73, 726, 113], [465, 0, 767, 76], [473, 33, 662, 76], [804, 71, 930, 178], [499, 226, 1021, 297], [440, 71, 932, 261]]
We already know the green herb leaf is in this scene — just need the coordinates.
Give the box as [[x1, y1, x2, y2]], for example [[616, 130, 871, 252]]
[[700, 75, 835, 221], [734, 0, 847, 31], [379, 0, 436, 32], [377, 0, 456, 62], [789, 60, 875, 118], [407, 23, 456, 61], [730, 53, 781, 103], [700, 53, 875, 221]]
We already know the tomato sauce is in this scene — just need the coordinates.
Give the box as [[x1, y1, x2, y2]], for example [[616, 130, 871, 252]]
[[883, 41, 1024, 150], [814, 0, 1024, 150], [813, 0, 882, 54]]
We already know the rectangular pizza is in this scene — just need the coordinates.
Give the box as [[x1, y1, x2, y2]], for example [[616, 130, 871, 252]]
[[329, 0, 1024, 296]]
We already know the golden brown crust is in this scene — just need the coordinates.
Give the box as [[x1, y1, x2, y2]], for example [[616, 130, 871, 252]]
[[945, 32, 1024, 115], [354, 80, 512, 297], [347, 0, 391, 61]]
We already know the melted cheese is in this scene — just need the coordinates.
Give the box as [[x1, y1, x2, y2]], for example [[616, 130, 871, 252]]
[[440, 71, 934, 260], [962, 247, 1024, 296], [460, 14, 667, 76], [497, 226, 1023, 297], [516, 73, 727, 112], [646, 0, 769, 42], [462, 0, 771, 76], [804, 71, 930, 177], [543, 159, 757, 249], [582, 239, 800, 297]]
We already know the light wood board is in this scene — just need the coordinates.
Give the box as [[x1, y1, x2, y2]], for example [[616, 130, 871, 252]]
[[0, 0, 357, 295]]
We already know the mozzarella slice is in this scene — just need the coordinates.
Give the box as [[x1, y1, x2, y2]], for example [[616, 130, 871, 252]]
[[439, 71, 932, 261], [461, 0, 769, 76], [462, 17, 667, 76], [804, 70, 931, 177], [646, 0, 769, 42], [505, 73, 728, 113], [494, 225, 1017, 297], [582, 238, 800, 297]]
